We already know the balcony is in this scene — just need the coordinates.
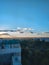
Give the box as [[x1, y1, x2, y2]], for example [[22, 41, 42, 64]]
[[0, 48, 21, 54]]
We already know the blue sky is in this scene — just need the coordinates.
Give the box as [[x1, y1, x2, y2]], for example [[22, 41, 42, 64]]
[[0, 0, 49, 32]]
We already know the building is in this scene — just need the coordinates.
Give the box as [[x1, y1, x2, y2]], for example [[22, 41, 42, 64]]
[[0, 39, 22, 65]]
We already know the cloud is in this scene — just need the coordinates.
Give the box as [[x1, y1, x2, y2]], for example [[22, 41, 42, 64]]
[[16, 27, 35, 32], [17, 27, 21, 30], [28, 28, 35, 31]]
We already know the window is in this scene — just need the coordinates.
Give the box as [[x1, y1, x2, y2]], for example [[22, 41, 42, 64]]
[[15, 57, 18, 61], [13, 44, 17, 48], [10, 44, 12, 48], [1, 44, 5, 49]]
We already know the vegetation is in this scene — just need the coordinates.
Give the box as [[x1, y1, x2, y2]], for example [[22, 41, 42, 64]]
[[20, 39, 49, 65]]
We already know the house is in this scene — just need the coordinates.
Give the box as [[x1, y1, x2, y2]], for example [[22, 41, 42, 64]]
[[0, 39, 22, 65]]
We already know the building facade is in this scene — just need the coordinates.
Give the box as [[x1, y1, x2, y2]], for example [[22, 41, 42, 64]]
[[0, 39, 22, 65]]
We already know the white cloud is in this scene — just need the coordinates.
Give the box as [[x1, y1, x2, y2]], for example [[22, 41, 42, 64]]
[[28, 28, 34, 31], [17, 27, 21, 30]]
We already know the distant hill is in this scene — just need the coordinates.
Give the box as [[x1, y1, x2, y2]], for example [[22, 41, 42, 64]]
[[0, 33, 12, 38]]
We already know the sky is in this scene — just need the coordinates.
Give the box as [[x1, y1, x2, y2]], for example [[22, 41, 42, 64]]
[[0, 0, 49, 32]]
